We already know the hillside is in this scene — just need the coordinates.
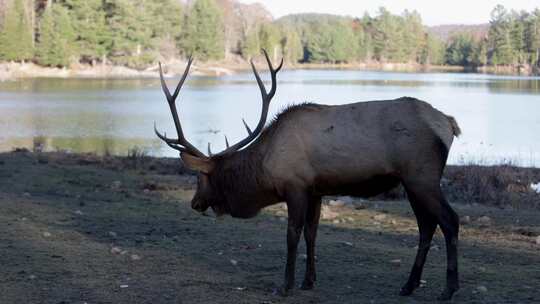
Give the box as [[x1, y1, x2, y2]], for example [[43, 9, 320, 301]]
[[428, 23, 490, 41]]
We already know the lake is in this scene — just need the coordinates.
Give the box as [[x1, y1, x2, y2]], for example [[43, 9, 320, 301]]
[[1, 69, 539, 166]]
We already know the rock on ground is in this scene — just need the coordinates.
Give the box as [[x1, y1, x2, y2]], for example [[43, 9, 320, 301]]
[[321, 205, 339, 220]]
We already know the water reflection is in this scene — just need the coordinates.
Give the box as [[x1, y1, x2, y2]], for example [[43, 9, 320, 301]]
[[1, 136, 162, 156], [1, 70, 539, 166]]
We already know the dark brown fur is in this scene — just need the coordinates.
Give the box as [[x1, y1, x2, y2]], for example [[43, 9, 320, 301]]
[[189, 97, 461, 300]]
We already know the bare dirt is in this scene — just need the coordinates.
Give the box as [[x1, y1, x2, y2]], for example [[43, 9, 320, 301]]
[[1, 151, 539, 304]]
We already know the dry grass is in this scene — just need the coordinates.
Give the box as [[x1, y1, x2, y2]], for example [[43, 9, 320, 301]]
[[443, 164, 540, 208], [361, 163, 540, 209]]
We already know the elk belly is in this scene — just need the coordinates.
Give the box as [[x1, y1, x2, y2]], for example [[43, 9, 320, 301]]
[[313, 174, 401, 198]]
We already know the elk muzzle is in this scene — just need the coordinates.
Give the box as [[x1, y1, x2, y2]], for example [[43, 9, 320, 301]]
[[191, 198, 210, 213]]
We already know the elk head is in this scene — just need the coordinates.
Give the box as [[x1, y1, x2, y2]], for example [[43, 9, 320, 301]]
[[154, 50, 283, 215]]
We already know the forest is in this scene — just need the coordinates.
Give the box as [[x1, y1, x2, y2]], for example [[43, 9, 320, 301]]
[[0, 0, 539, 72]]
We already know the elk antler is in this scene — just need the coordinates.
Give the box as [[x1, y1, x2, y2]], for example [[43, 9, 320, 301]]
[[213, 49, 283, 156], [154, 58, 206, 158]]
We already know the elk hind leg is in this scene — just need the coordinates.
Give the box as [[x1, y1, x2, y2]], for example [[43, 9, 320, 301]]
[[400, 188, 437, 296], [401, 178, 459, 301]]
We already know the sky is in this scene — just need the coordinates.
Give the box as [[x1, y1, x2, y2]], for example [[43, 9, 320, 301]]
[[239, 0, 539, 26]]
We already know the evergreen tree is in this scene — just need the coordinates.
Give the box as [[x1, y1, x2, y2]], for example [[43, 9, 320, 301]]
[[280, 28, 303, 63], [402, 10, 424, 62], [472, 38, 488, 66], [371, 7, 390, 61], [305, 20, 357, 63], [525, 9, 540, 66], [181, 0, 225, 60], [329, 20, 358, 62], [104, 0, 153, 68], [259, 23, 280, 61], [304, 22, 332, 62], [146, 0, 183, 58], [372, 7, 406, 62], [445, 33, 475, 66], [509, 12, 526, 64], [0, 0, 34, 61], [420, 34, 445, 65], [36, 2, 75, 67], [489, 5, 514, 65], [353, 18, 372, 61], [241, 27, 260, 59], [63, 0, 110, 64]]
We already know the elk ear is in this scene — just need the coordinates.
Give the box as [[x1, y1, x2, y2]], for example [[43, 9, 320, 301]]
[[180, 152, 214, 174]]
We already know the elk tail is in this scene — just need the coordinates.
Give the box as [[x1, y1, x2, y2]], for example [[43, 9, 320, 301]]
[[446, 115, 461, 137]]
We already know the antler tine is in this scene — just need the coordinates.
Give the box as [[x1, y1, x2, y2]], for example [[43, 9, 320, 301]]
[[207, 142, 212, 156], [171, 56, 193, 101], [159, 62, 173, 102], [261, 49, 283, 100], [242, 118, 253, 135], [249, 58, 267, 97], [157, 60, 206, 158], [224, 135, 230, 149], [214, 49, 282, 156], [154, 122, 187, 152]]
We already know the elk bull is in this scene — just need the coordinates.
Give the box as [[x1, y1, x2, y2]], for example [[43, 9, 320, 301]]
[[155, 51, 461, 301]]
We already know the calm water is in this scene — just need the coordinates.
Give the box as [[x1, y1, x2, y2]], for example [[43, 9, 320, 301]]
[[1, 70, 539, 166]]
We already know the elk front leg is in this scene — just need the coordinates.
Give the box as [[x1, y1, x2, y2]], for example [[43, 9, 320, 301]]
[[301, 196, 321, 290], [279, 189, 308, 296]]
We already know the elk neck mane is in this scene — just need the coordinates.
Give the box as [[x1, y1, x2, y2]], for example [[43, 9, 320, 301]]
[[257, 102, 323, 141], [209, 148, 266, 207], [209, 102, 322, 204]]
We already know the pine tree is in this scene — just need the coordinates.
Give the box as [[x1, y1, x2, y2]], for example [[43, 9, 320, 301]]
[[419, 34, 445, 65], [489, 5, 514, 65], [509, 12, 526, 64], [371, 8, 390, 61], [304, 20, 357, 63], [280, 28, 303, 63], [525, 9, 540, 66], [472, 38, 488, 66], [402, 10, 424, 62], [0, 0, 34, 61], [181, 0, 225, 60], [372, 7, 406, 62], [304, 22, 334, 62], [241, 27, 260, 59], [105, 0, 153, 68], [63, 0, 110, 64], [328, 20, 358, 63], [146, 0, 183, 58], [259, 23, 280, 61], [445, 33, 475, 66], [352, 19, 371, 61], [36, 3, 75, 67]]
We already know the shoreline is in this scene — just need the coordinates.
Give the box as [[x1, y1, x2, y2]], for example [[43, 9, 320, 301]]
[[1, 60, 538, 81]]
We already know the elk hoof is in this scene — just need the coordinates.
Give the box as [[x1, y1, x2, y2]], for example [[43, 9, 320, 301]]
[[275, 286, 293, 297], [399, 281, 419, 296], [300, 280, 315, 290], [437, 287, 457, 301]]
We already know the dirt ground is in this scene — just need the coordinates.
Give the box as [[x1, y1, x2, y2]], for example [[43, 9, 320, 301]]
[[1, 151, 539, 304]]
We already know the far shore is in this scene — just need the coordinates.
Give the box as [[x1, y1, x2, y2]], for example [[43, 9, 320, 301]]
[[1, 60, 538, 81]]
